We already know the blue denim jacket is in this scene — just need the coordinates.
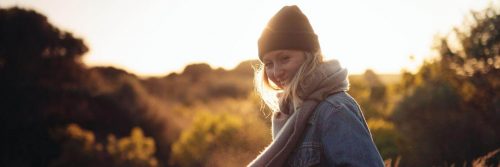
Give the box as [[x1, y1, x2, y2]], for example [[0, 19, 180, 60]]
[[286, 91, 384, 167]]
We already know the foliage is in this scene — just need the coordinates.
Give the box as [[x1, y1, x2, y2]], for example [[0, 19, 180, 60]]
[[50, 124, 106, 167], [367, 119, 400, 160], [50, 124, 158, 167], [141, 61, 254, 106], [107, 127, 158, 167], [170, 112, 242, 166], [392, 4, 500, 166], [169, 95, 271, 167]]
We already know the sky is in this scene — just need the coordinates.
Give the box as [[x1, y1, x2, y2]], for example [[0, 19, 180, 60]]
[[0, 0, 495, 76]]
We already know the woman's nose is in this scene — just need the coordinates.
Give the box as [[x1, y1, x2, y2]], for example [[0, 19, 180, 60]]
[[273, 65, 284, 78]]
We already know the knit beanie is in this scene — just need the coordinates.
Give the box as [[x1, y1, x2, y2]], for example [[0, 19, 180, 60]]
[[258, 5, 320, 61]]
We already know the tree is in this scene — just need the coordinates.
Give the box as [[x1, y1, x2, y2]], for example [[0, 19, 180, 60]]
[[0, 7, 88, 166], [0, 7, 169, 166], [392, 4, 500, 167]]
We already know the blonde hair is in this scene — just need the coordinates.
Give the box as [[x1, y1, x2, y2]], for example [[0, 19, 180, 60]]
[[254, 51, 323, 114]]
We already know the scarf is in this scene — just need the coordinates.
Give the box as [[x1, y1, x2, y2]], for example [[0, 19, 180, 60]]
[[248, 60, 349, 167]]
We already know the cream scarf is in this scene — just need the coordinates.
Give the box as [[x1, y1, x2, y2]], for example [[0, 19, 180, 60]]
[[248, 60, 349, 167]]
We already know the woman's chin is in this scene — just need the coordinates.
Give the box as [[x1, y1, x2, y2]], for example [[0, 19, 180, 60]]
[[279, 83, 289, 89], [272, 81, 288, 89]]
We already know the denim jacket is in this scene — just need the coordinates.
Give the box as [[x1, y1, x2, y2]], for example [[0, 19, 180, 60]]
[[286, 91, 384, 167]]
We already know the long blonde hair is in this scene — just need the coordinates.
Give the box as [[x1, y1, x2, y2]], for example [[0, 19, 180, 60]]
[[254, 51, 323, 114]]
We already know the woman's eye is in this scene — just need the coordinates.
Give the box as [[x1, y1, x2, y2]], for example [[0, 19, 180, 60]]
[[281, 56, 290, 61], [265, 63, 273, 68]]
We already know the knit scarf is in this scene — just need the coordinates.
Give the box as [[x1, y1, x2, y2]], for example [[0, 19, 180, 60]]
[[248, 60, 349, 167]]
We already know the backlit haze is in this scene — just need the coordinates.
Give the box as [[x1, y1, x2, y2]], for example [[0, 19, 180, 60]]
[[0, 0, 494, 76]]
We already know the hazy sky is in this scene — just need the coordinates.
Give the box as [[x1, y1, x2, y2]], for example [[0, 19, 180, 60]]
[[0, 0, 494, 76]]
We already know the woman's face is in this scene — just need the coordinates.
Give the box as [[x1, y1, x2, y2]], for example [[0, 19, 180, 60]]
[[262, 50, 306, 88]]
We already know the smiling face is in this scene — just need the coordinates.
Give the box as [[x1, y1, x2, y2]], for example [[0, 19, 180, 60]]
[[262, 50, 306, 89]]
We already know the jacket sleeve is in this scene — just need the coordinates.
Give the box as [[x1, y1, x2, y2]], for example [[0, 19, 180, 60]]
[[318, 101, 385, 167]]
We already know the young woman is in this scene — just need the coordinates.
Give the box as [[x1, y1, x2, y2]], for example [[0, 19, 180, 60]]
[[248, 5, 384, 167]]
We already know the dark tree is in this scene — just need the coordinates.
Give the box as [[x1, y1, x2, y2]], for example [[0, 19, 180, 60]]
[[0, 7, 89, 166], [0, 7, 175, 166]]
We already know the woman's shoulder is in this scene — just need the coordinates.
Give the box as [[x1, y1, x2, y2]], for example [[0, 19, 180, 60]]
[[311, 91, 363, 123], [317, 91, 358, 109]]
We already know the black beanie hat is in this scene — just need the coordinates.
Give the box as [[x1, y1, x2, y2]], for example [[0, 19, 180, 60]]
[[258, 5, 320, 61]]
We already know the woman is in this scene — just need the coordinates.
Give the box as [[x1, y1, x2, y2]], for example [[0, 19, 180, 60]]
[[248, 5, 384, 167]]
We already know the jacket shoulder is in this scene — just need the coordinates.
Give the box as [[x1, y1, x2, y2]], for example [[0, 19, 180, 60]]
[[323, 91, 358, 107], [310, 91, 364, 124]]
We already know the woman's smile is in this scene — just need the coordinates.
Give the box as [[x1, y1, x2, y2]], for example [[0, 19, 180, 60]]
[[262, 50, 306, 89]]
